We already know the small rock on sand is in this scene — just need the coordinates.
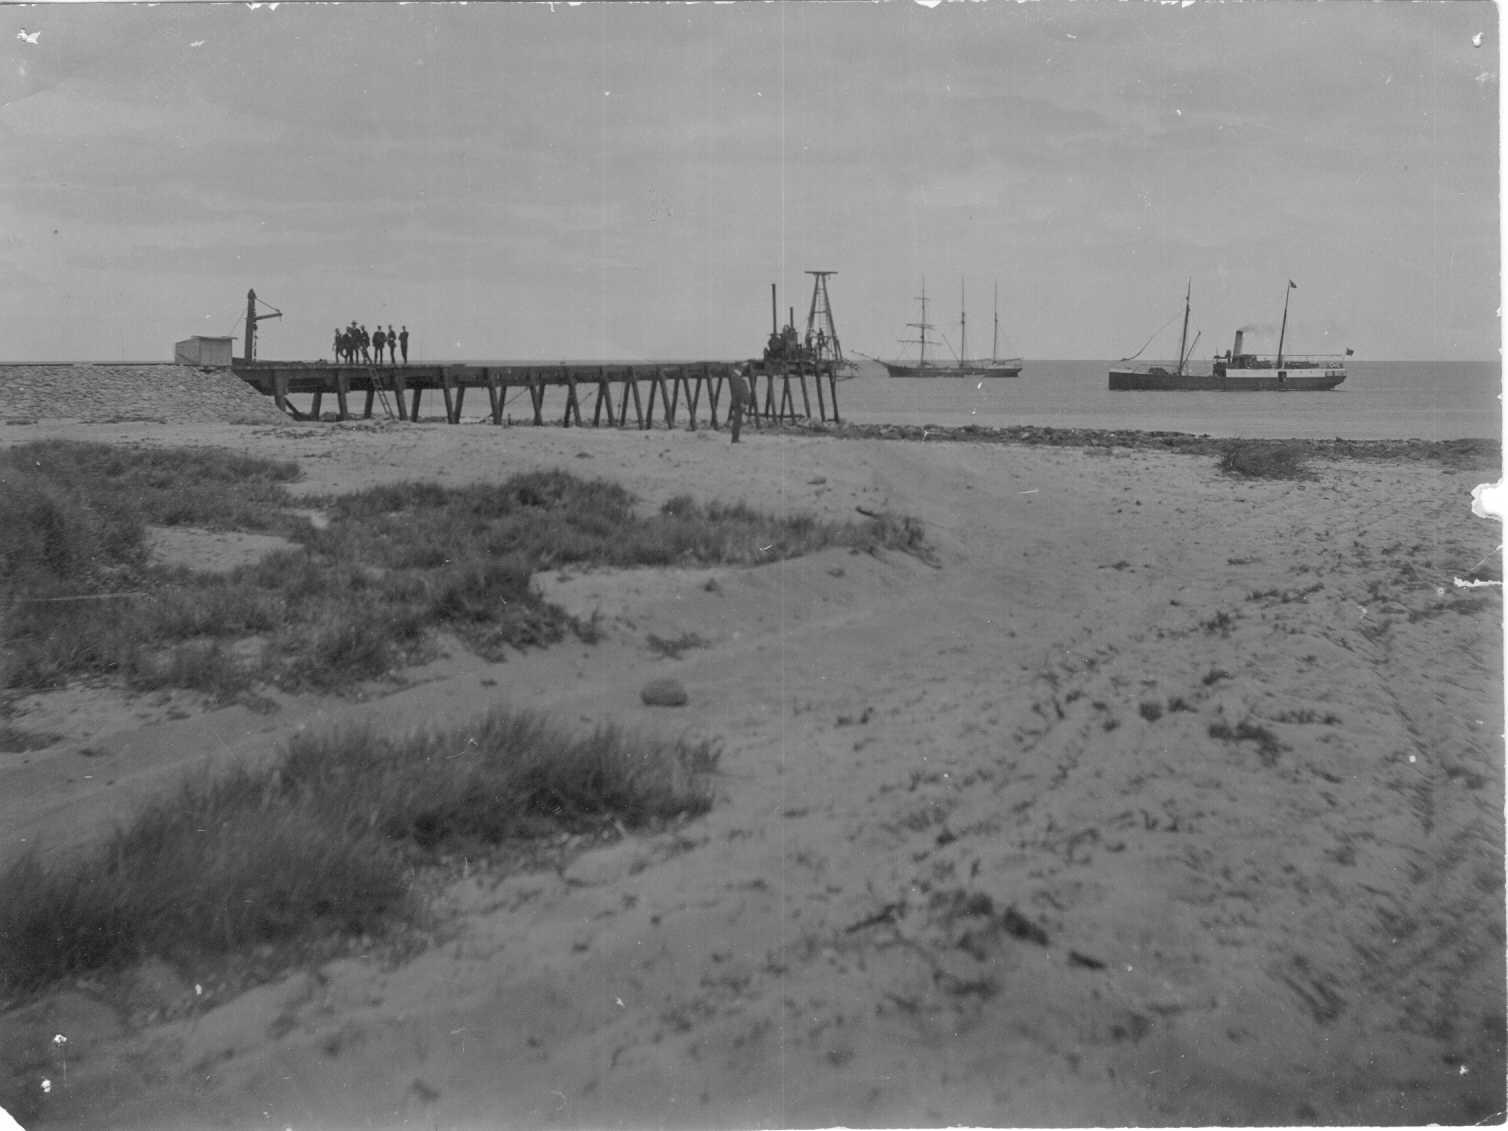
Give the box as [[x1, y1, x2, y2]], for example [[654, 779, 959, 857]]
[[640, 678, 688, 707]]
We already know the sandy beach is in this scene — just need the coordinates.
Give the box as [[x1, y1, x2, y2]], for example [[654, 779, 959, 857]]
[[0, 415, 1501, 1129]]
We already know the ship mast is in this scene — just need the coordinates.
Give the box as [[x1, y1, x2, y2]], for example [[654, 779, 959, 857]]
[[992, 281, 1000, 364], [1276, 280, 1294, 368], [959, 279, 967, 367], [1175, 279, 1191, 376], [901, 279, 935, 369]]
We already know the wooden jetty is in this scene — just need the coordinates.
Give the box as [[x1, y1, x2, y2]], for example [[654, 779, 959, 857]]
[[232, 360, 841, 429]]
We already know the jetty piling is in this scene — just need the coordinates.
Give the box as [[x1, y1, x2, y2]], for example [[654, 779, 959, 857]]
[[231, 359, 840, 429]]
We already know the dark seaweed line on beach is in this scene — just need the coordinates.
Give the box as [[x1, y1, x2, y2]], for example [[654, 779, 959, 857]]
[[785, 420, 1500, 468]]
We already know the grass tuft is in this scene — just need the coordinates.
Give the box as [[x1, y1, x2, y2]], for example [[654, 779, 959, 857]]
[[0, 708, 719, 995], [1208, 719, 1286, 765], [646, 632, 709, 660], [2, 445, 932, 698], [1217, 440, 1312, 480]]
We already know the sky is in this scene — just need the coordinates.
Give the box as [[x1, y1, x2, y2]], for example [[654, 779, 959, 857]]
[[0, 0, 1499, 364]]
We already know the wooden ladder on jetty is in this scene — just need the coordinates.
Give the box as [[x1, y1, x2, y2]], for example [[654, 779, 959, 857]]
[[371, 368, 396, 419]]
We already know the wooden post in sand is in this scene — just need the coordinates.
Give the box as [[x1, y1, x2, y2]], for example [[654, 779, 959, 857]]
[[708, 374, 723, 430], [391, 369, 409, 421], [685, 365, 707, 430], [592, 366, 615, 426], [625, 370, 644, 428], [528, 371, 544, 425], [485, 369, 502, 425]]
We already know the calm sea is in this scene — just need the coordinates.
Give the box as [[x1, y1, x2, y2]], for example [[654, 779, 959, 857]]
[[837, 360, 1502, 443]]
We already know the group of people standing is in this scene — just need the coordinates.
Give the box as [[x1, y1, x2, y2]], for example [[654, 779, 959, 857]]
[[334, 321, 409, 365]]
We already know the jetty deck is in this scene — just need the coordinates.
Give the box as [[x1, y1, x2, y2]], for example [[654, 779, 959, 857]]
[[233, 360, 840, 429]]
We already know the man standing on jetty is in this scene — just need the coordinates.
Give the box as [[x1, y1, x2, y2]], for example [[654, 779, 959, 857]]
[[728, 363, 752, 443], [399, 325, 410, 364]]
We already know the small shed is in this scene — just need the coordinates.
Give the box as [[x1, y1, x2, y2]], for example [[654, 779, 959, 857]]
[[173, 336, 235, 367]]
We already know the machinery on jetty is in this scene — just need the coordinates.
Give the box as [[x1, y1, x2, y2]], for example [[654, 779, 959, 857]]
[[763, 272, 845, 368]]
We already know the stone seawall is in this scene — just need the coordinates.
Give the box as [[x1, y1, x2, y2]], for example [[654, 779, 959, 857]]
[[0, 364, 287, 425]]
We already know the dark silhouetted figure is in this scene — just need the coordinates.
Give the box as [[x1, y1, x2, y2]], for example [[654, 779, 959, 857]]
[[387, 326, 397, 365], [373, 327, 387, 363], [399, 326, 409, 364], [727, 364, 752, 443]]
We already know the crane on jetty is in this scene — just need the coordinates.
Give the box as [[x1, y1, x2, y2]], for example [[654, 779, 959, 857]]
[[240, 289, 282, 364]]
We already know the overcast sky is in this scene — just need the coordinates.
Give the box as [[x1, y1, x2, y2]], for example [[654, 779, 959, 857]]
[[0, 0, 1498, 363]]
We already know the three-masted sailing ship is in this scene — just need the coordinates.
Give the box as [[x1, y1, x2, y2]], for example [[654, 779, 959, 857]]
[[881, 280, 1022, 378]]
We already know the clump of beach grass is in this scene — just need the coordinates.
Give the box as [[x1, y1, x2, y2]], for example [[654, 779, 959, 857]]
[[646, 631, 710, 660], [2, 450, 932, 698], [1217, 439, 1312, 480], [0, 708, 719, 995], [3, 439, 303, 533]]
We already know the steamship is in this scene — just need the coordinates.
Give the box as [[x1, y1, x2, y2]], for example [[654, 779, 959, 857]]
[[1109, 282, 1348, 391]]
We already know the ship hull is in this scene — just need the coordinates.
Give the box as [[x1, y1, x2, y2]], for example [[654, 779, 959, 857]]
[[1108, 366, 1346, 391], [883, 360, 1022, 379]]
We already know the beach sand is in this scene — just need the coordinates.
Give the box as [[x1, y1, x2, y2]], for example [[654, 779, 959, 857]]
[[0, 417, 1502, 1128]]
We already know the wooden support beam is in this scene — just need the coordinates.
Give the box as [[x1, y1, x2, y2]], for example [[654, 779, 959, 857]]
[[750, 374, 764, 431], [798, 368, 811, 420], [666, 368, 682, 427], [336, 371, 350, 420], [273, 371, 290, 416], [779, 375, 796, 423], [410, 386, 423, 421], [685, 367, 705, 430], [593, 366, 614, 426], [828, 370, 841, 423], [627, 373, 644, 428], [529, 371, 544, 425], [644, 370, 661, 428], [813, 364, 827, 422], [363, 387, 376, 419], [441, 370, 457, 423], [311, 390, 324, 420], [708, 375, 723, 429], [616, 369, 633, 428], [453, 384, 466, 423], [485, 369, 502, 425], [658, 369, 677, 428], [392, 370, 409, 421], [564, 371, 582, 427]]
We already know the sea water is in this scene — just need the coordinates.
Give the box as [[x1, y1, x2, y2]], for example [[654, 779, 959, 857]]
[[838, 360, 1502, 443]]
